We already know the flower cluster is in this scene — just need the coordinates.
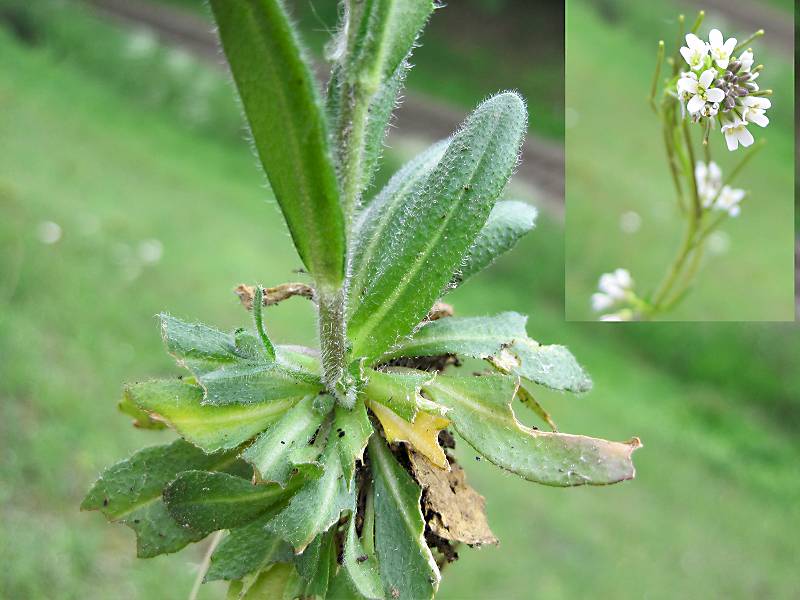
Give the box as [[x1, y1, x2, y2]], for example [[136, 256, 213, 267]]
[[695, 160, 746, 217], [591, 268, 636, 321], [677, 29, 770, 151]]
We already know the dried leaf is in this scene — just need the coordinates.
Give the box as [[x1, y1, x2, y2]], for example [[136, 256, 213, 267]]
[[408, 449, 497, 547]]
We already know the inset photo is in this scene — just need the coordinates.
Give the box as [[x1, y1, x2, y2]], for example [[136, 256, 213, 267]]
[[565, 0, 795, 321]]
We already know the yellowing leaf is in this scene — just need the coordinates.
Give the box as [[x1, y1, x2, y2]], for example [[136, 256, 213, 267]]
[[368, 400, 450, 469]]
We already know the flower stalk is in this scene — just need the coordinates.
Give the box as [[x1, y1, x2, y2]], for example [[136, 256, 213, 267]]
[[592, 12, 770, 321]]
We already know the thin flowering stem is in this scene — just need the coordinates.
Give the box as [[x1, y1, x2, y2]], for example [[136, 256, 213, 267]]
[[664, 242, 706, 310], [734, 29, 764, 53], [648, 218, 697, 313], [689, 11, 705, 34], [681, 120, 702, 218], [650, 40, 665, 112], [722, 139, 766, 187], [671, 14, 685, 76]]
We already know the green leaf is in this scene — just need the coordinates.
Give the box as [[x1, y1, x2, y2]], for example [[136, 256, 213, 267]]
[[453, 200, 537, 286], [368, 435, 440, 600], [252, 286, 277, 361], [362, 368, 432, 422], [160, 314, 323, 406], [118, 387, 166, 430], [492, 338, 593, 393], [206, 513, 293, 582], [348, 140, 449, 313], [81, 439, 240, 558], [330, 0, 435, 215], [209, 0, 344, 285], [242, 394, 330, 486], [378, 312, 528, 362], [344, 0, 434, 89], [333, 397, 374, 486], [347, 92, 528, 361], [423, 375, 641, 486], [266, 430, 355, 553], [359, 61, 408, 198], [229, 563, 296, 599], [340, 503, 383, 600], [128, 380, 302, 452], [164, 470, 306, 533], [293, 528, 337, 598]]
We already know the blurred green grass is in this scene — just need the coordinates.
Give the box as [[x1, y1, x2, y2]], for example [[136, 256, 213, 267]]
[[1, 4, 799, 600], [565, 0, 795, 321]]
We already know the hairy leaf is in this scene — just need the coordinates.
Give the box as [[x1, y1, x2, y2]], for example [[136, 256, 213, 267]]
[[347, 92, 527, 361], [81, 440, 240, 558], [331, 0, 435, 213], [164, 470, 306, 532], [293, 527, 337, 598], [348, 140, 449, 312], [492, 338, 593, 393], [454, 200, 538, 286], [424, 375, 641, 486], [206, 513, 292, 582], [369, 435, 440, 599], [369, 400, 450, 469], [378, 312, 527, 362], [210, 0, 344, 285], [160, 314, 323, 406], [128, 380, 301, 452], [362, 368, 432, 422], [334, 397, 374, 486], [266, 431, 354, 553], [242, 394, 330, 486]]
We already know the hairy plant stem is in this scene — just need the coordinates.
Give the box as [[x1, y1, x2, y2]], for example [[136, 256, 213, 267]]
[[316, 284, 351, 406], [337, 87, 372, 224]]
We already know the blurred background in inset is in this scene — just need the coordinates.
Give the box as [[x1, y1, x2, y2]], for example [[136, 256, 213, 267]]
[[0, 0, 798, 598]]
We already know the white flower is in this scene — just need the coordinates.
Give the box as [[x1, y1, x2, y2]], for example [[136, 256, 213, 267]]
[[741, 96, 770, 127], [708, 29, 737, 69], [713, 185, 745, 217], [681, 69, 725, 115], [695, 161, 722, 208], [738, 50, 754, 72], [680, 33, 709, 71], [721, 119, 755, 151], [592, 269, 635, 314], [591, 293, 615, 312]]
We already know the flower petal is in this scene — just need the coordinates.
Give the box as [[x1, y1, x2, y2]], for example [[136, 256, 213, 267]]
[[687, 94, 705, 114], [708, 29, 723, 47], [705, 87, 725, 103], [723, 129, 738, 151], [736, 126, 754, 147], [699, 69, 715, 88]]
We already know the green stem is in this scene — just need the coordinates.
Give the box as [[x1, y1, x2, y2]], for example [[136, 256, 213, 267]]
[[663, 240, 705, 310], [188, 530, 224, 600], [734, 29, 764, 53], [649, 40, 665, 112], [682, 119, 702, 219], [649, 217, 697, 312], [316, 284, 350, 406], [362, 480, 376, 555]]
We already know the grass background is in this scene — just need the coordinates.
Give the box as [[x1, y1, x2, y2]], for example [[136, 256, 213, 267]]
[[1, 1, 798, 599], [565, 0, 795, 321]]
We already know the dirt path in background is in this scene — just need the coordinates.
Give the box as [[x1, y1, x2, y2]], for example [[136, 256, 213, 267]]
[[85, 0, 565, 215]]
